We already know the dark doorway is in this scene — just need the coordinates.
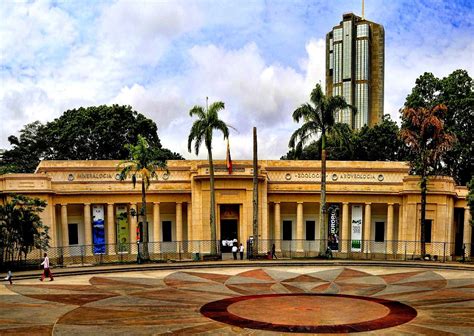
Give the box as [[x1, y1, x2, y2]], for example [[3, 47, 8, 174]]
[[283, 220, 292, 240], [454, 208, 464, 256], [375, 222, 385, 242], [68, 223, 78, 245], [220, 219, 238, 252], [306, 220, 315, 240], [423, 220, 432, 243], [162, 221, 172, 242]]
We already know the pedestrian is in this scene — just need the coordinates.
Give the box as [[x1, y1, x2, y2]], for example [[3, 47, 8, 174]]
[[239, 243, 244, 260], [4, 270, 12, 285], [40, 253, 54, 281], [232, 244, 238, 260], [271, 243, 277, 259]]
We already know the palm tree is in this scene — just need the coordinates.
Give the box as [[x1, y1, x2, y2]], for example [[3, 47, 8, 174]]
[[289, 83, 352, 254], [188, 98, 230, 255], [400, 104, 455, 257], [117, 135, 168, 258]]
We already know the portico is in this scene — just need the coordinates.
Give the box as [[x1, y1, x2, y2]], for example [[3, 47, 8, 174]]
[[0, 160, 471, 260]]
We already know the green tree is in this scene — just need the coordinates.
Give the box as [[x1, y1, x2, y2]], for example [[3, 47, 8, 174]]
[[356, 115, 409, 161], [468, 176, 474, 227], [281, 115, 408, 162], [117, 135, 168, 258], [405, 70, 473, 185], [400, 104, 456, 256], [188, 99, 230, 255], [0, 194, 49, 268], [1, 105, 183, 174], [289, 84, 352, 253]]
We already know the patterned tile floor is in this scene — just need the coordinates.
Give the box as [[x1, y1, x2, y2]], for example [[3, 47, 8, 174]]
[[1, 266, 473, 335]]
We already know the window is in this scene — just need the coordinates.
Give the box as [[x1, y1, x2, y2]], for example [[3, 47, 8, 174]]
[[357, 24, 369, 37], [283, 220, 292, 240], [423, 220, 432, 243], [342, 21, 352, 80], [162, 221, 172, 242], [68, 223, 78, 245], [306, 221, 315, 240], [375, 222, 385, 242], [333, 28, 343, 41]]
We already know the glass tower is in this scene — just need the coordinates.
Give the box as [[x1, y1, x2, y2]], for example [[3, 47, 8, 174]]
[[326, 13, 384, 129]]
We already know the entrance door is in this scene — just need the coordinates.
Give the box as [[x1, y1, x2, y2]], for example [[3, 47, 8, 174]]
[[220, 219, 238, 252], [68, 223, 81, 256]]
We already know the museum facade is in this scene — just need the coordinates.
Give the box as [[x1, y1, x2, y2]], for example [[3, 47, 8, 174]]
[[0, 160, 471, 259]]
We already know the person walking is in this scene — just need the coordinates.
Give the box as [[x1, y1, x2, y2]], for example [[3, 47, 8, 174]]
[[271, 243, 278, 259], [232, 244, 238, 260], [239, 243, 244, 260], [4, 270, 12, 285], [40, 253, 54, 281]]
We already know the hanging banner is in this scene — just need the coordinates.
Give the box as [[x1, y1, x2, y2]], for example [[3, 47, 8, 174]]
[[351, 205, 363, 252], [92, 205, 106, 254], [116, 205, 129, 253], [327, 204, 340, 251]]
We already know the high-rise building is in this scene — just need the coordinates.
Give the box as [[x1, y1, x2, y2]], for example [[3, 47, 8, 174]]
[[326, 13, 384, 129]]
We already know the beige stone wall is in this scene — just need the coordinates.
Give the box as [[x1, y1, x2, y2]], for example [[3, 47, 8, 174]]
[[1, 160, 469, 253]]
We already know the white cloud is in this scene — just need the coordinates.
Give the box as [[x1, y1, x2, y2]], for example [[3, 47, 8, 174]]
[[109, 39, 326, 160]]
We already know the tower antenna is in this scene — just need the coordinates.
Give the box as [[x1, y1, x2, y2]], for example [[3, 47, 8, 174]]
[[362, 0, 365, 19]]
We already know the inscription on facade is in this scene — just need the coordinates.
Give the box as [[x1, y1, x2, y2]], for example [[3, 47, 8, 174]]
[[286, 172, 384, 182]]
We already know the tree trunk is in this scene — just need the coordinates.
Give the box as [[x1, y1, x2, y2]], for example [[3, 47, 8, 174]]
[[319, 133, 327, 254], [141, 179, 149, 259], [208, 146, 217, 255], [420, 175, 427, 257], [252, 127, 259, 257]]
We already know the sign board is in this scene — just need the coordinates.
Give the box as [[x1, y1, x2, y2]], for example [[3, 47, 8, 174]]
[[327, 204, 340, 251], [92, 205, 106, 254], [351, 205, 363, 252], [116, 205, 129, 253]]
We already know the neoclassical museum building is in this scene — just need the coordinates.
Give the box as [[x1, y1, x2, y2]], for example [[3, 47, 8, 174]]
[[1, 160, 472, 259]]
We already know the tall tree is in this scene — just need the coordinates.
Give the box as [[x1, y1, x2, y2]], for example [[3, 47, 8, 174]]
[[0, 194, 49, 268], [117, 135, 168, 258], [400, 104, 455, 256], [405, 70, 473, 185], [1, 105, 183, 174], [188, 99, 230, 255], [289, 84, 352, 253]]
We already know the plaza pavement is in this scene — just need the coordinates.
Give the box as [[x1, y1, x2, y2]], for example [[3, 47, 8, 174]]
[[1, 260, 473, 335]]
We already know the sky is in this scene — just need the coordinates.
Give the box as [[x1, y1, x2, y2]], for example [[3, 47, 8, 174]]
[[1, 0, 473, 160]]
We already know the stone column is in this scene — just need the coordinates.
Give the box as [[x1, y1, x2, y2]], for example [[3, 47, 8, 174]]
[[274, 202, 281, 251], [130, 203, 137, 244], [84, 203, 92, 255], [364, 203, 372, 253], [387, 203, 394, 254], [153, 202, 161, 253], [61, 204, 68, 247], [176, 202, 183, 252], [341, 202, 349, 253], [107, 203, 115, 254], [463, 207, 472, 256], [296, 202, 304, 252], [187, 202, 192, 248], [397, 204, 404, 254]]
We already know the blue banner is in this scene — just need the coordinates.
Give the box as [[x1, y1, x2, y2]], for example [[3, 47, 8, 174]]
[[92, 205, 106, 254]]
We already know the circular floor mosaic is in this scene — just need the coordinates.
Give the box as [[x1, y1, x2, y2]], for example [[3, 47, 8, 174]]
[[1, 266, 473, 335], [201, 293, 417, 333]]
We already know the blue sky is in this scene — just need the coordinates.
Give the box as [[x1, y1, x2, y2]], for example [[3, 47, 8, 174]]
[[1, 0, 473, 159]]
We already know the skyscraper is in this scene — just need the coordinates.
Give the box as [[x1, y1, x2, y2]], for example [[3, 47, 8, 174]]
[[326, 13, 384, 129]]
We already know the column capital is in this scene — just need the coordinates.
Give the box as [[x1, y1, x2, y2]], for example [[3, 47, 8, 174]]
[[297, 201, 303, 205], [153, 201, 161, 205], [83, 203, 91, 206], [274, 201, 280, 204], [107, 202, 114, 206], [365, 202, 372, 206], [387, 203, 394, 206], [176, 201, 183, 205], [342, 202, 349, 206], [130, 202, 137, 206], [61, 203, 68, 207]]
